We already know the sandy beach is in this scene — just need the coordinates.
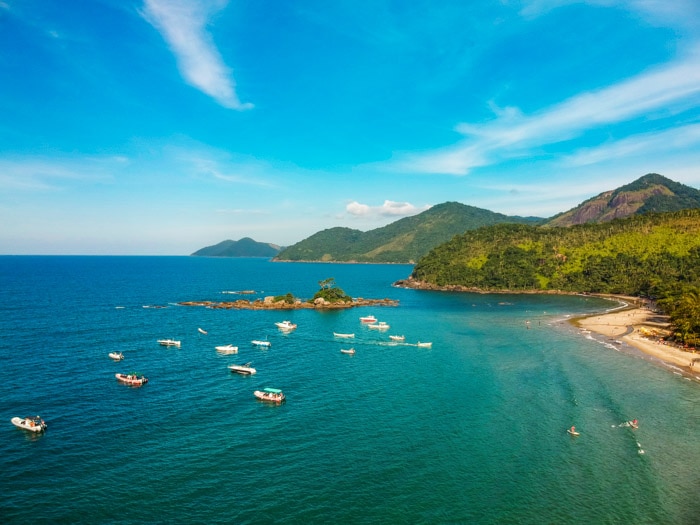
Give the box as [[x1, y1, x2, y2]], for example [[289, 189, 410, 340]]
[[574, 298, 699, 372]]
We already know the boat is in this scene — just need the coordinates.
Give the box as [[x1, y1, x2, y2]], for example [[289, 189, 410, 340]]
[[333, 332, 355, 338], [108, 351, 124, 361], [215, 344, 238, 354], [360, 315, 377, 323], [115, 373, 148, 386], [252, 339, 271, 348], [368, 322, 390, 330], [340, 348, 356, 355], [228, 362, 257, 375], [389, 335, 405, 342], [416, 341, 432, 348], [275, 320, 297, 331], [198, 328, 207, 335], [567, 426, 580, 436], [254, 387, 285, 403], [11, 416, 47, 433], [158, 339, 181, 348]]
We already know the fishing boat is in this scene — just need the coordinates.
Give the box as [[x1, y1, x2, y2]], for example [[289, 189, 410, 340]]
[[368, 322, 390, 330], [198, 328, 208, 335], [252, 339, 272, 348], [254, 387, 285, 403], [115, 373, 148, 386], [389, 335, 405, 342], [108, 351, 124, 361], [340, 348, 355, 355], [275, 320, 297, 331], [215, 344, 238, 354], [228, 362, 257, 375], [333, 332, 355, 339], [157, 339, 181, 348], [416, 341, 432, 348], [359, 315, 377, 323], [11, 416, 47, 433]]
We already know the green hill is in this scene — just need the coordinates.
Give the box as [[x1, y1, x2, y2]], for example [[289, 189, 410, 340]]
[[274, 202, 542, 263], [409, 208, 700, 297], [191, 237, 282, 257]]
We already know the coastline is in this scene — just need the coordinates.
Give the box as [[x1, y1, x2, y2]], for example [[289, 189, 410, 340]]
[[570, 295, 699, 375]]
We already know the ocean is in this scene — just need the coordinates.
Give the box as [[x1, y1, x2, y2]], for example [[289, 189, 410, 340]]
[[1, 256, 699, 524]]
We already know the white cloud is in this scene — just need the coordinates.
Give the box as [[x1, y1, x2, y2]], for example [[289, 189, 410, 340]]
[[140, 0, 252, 110], [391, 46, 700, 175], [346, 200, 431, 219]]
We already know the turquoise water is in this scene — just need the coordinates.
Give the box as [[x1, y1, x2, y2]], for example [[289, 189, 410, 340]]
[[1, 257, 699, 524]]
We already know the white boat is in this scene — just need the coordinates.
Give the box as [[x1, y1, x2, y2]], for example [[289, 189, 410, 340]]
[[11, 416, 47, 433], [215, 344, 238, 354], [567, 426, 580, 437], [416, 341, 432, 348], [359, 315, 377, 323], [254, 387, 285, 403], [158, 339, 181, 348], [340, 348, 355, 355], [389, 335, 405, 342], [108, 351, 124, 361], [252, 339, 271, 348], [275, 320, 297, 331], [198, 328, 208, 335], [228, 362, 257, 375], [333, 332, 355, 338], [368, 322, 390, 330], [115, 373, 148, 386]]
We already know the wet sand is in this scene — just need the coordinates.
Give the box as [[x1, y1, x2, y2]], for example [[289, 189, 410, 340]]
[[574, 301, 699, 372]]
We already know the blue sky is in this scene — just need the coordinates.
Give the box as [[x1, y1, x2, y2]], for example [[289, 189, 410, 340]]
[[1, 0, 699, 254]]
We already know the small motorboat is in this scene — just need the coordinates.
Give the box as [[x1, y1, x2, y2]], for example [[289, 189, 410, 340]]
[[340, 348, 356, 355], [416, 341, 432, 348], [198, 328, 208, 335], [359, 315, 377, 323], [252, 339, 271, 348], [228, 362, 257, 375], [567, 426, 580, 437], [215, 344, 238, 354], [333, 332, 355, 339], [108, 351, 125, 361], [389, 335, 405, 342], [158, 339, 181, 348], [368, 322, 390, 330], [115, 373, 148, 386], [11, 416, 47, 433], [254, 388, 285, 403], [275, 320, 297, 331]]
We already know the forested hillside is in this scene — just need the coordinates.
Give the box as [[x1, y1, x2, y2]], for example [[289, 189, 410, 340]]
[[275, 202, 541, 263], [411, 209, 700, 296]]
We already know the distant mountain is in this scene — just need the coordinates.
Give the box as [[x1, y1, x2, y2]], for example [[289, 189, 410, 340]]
[[191, 237, 282, 257], [274, 202, 543, 263], [545, 173, 700, 227]]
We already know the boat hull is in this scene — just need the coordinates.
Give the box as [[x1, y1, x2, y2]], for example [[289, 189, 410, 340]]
[[228, 365, 256, 375], [254, 390, 285, 403], [11, 417, 47, 433], [115, 373, 148, 386]]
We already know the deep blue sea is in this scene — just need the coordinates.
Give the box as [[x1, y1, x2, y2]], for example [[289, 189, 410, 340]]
[[2, 256, 699, 524]]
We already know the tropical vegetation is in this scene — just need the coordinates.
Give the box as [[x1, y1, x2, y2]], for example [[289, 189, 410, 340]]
[[411, 209, 700, 345]]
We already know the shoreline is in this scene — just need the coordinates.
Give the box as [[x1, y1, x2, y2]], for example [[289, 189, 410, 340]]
[[570, 296, 699, 376]]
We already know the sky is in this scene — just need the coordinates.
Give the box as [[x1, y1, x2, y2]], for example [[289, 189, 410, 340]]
[[1, 0, 700, 255]]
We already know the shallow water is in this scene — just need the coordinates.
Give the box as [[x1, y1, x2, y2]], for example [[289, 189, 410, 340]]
[[1, 257, 699, 524]]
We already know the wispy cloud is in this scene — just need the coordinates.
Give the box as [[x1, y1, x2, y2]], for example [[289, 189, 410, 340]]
[[346, 200, 431, 219], [0, 156, 120, 191], [140, 0, 252, 110], [391, 46, 700, 175]]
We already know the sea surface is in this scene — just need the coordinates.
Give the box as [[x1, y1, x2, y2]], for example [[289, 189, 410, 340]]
[[1, 256, 699, 524]]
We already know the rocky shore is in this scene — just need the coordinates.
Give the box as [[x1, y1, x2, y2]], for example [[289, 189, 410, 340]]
[[392, 278, 569, 294], [179, 296, 398, 310]]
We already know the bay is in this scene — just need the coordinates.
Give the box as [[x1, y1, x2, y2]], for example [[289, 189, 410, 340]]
[[1, 256, 699, 524]]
